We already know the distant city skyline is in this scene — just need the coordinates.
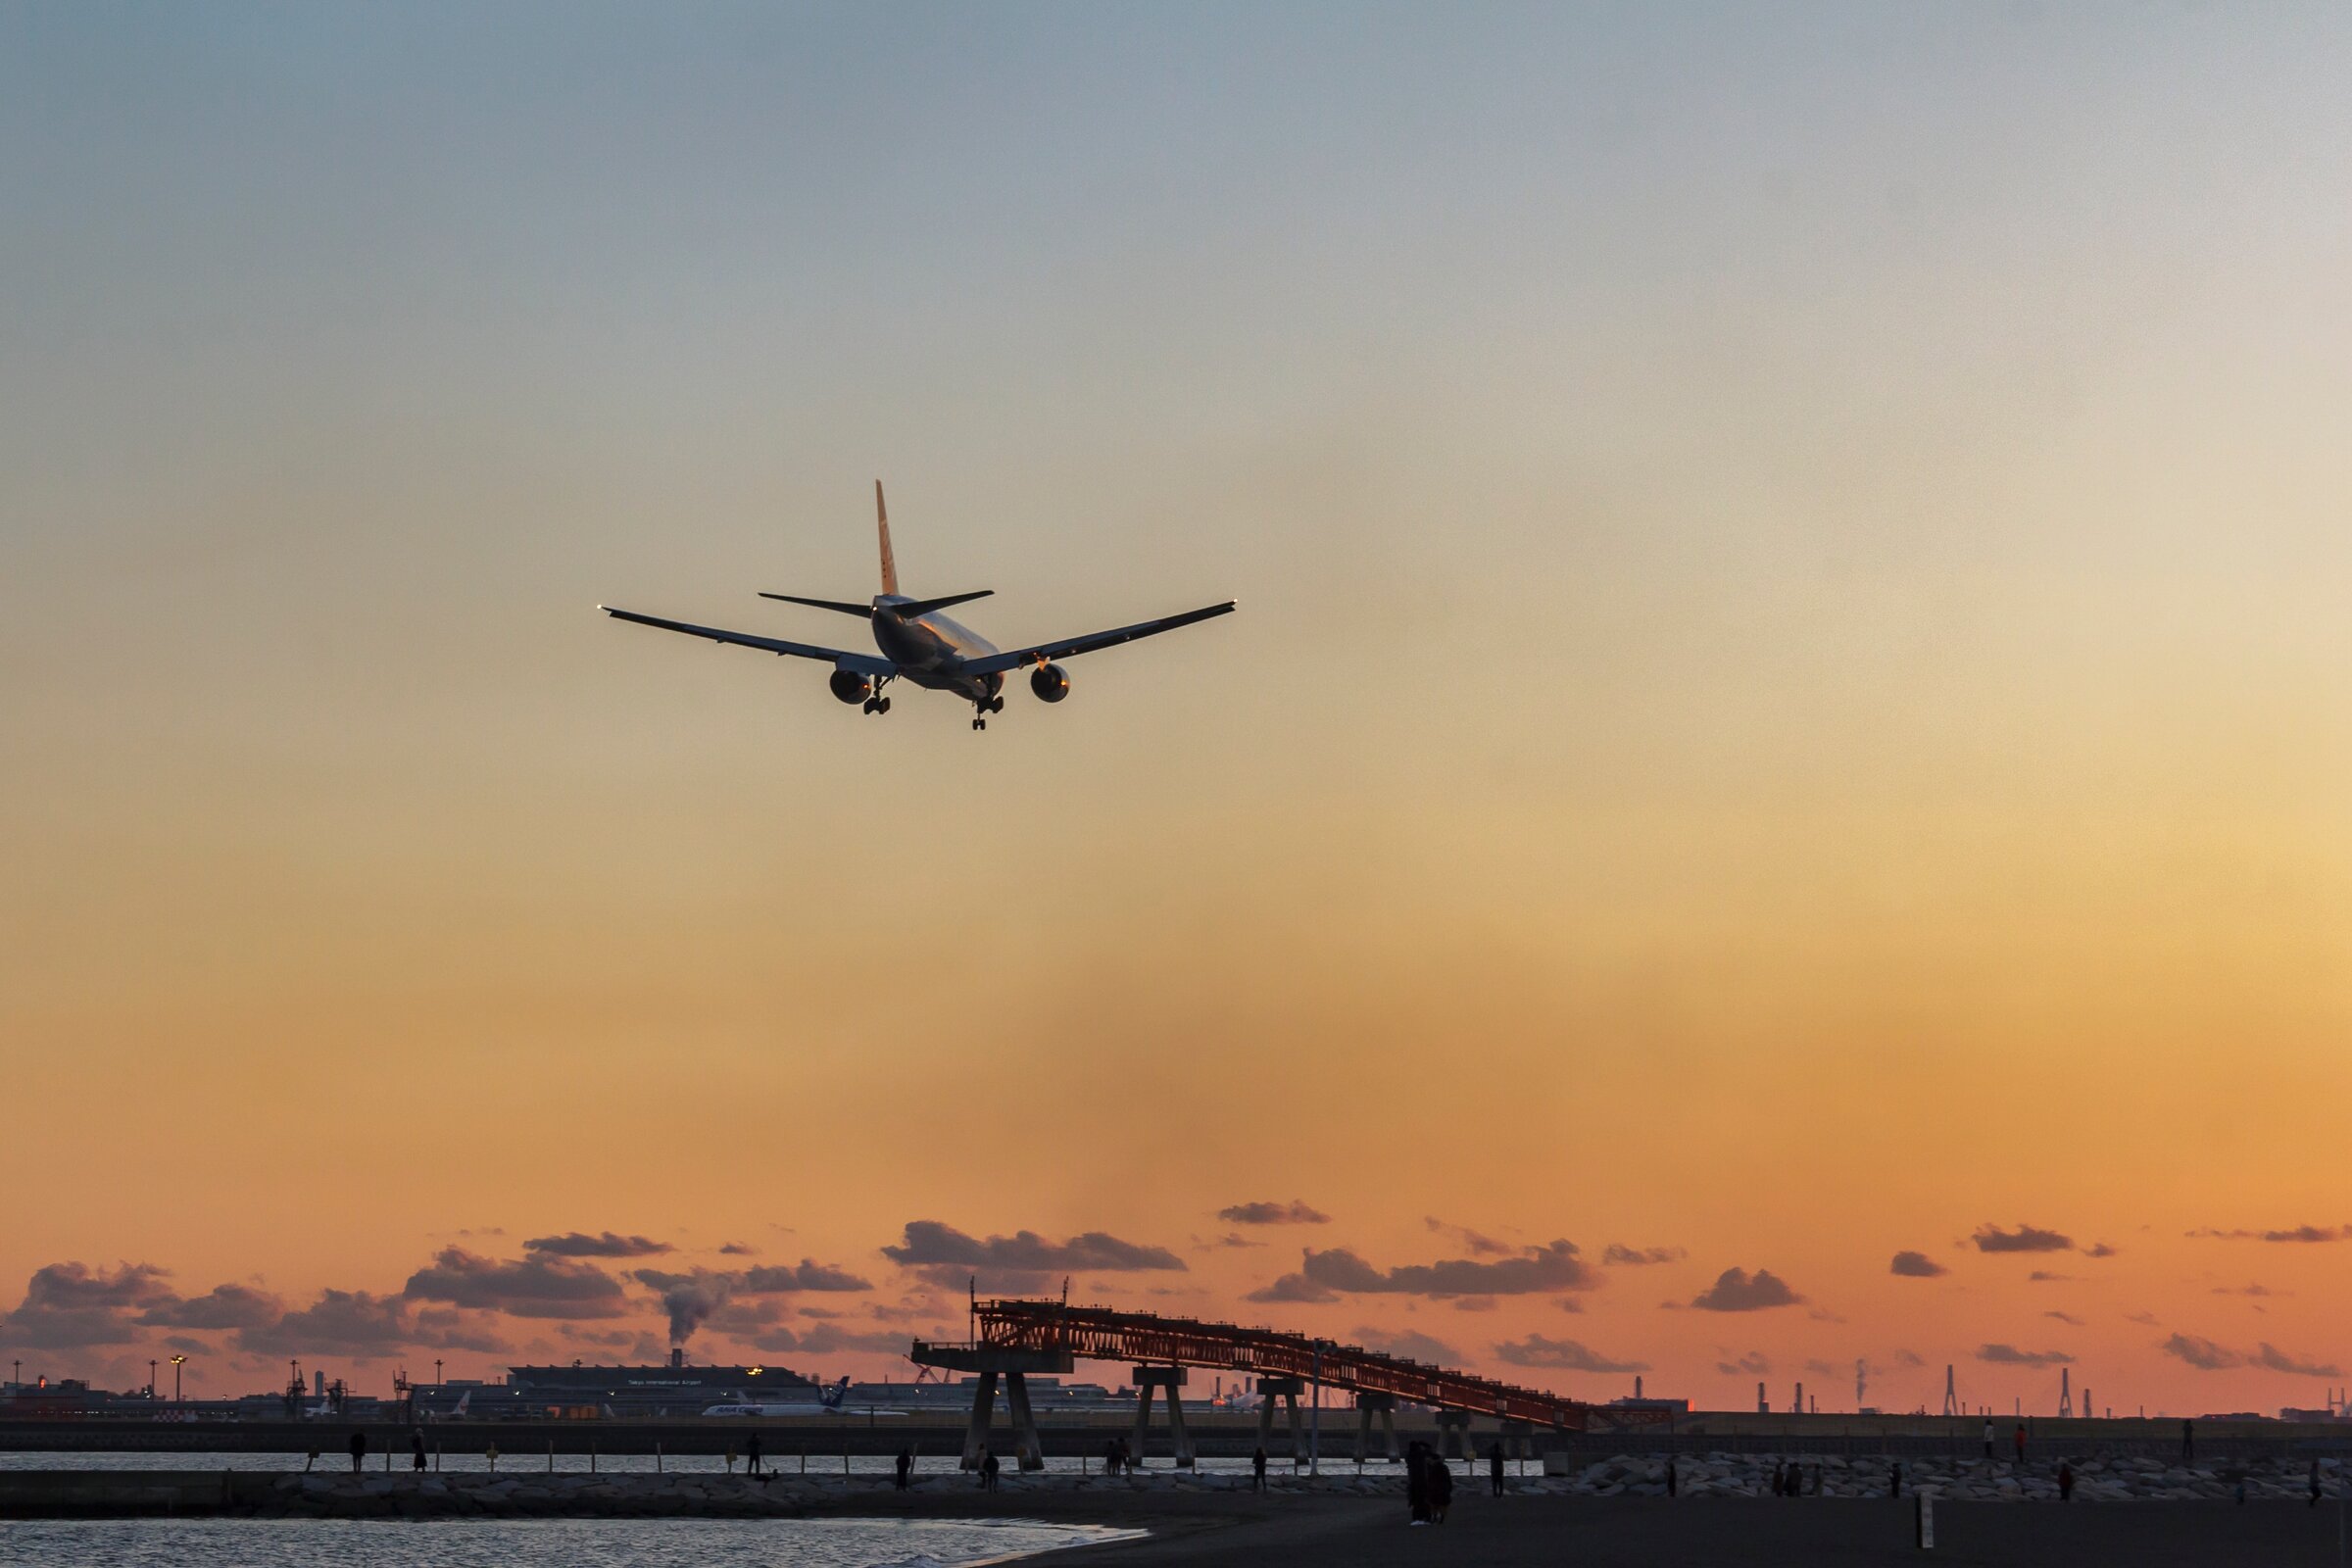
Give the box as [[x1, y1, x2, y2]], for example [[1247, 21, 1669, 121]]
[[4, 3, 2349, 1416]]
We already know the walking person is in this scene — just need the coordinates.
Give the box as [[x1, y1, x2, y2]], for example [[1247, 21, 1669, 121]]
[[411, 1433, 426, 1472], [746, 1431, 763, 1478], [1490, 1442, 1506, 1497], [348, 1430, 367, 1474], [895, 1446, 913, 1491], [1406, 1442, 1430, 1524], [2012, 1423, 2026, 1467], [1251, 1446, 1268, 1492], [2058, 1460, 2074, 1501], [1982, 1418, 1994, 1460]]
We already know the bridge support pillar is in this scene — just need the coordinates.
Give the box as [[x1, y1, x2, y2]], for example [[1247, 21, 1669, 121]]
[[1004, 1372, 1046, 1470], [1353, 1392, 1399, 1462], [1498, 1419, 1535, 1462], [1255, 1376, 1306, 1462], [959, 1369, 998, 1472], [1435, 1409, 1474, 1460], [1131, 1365, 1194, 1468]]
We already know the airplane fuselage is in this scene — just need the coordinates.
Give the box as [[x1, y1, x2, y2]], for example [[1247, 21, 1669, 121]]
[[869, 595, 1004, 702]]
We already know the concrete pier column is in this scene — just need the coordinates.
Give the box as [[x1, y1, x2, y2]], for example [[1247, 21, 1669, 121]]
[[1256, 1377, 1306, 1461], [1353, 1393, 1399, 1462], [959, 1370, 999, 1471], [1435, 1409, 1473, 1460], [1004, 1371, 1046, 1471], [1132, 1365, 1194, 1469]]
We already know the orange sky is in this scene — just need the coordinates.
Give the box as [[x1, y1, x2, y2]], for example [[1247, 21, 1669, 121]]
[[3, 6, 2350, 1415]]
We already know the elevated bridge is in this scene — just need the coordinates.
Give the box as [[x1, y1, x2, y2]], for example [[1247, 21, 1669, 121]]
[[912, 1298, 1667, 1471]]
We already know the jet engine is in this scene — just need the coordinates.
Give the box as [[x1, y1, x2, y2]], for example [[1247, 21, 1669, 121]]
[[1029, 662, 1070, 703], [828, 669, 871, 705]]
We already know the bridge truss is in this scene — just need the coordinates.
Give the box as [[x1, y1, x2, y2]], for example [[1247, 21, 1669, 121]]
[[967, 1298, 1668, 1432]]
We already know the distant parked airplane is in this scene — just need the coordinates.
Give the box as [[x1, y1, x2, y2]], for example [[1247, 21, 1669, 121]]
[[602, 483, 1235, 730]]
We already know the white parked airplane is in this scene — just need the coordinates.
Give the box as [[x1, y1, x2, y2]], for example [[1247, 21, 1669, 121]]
[[602, 483, 1235, 730]]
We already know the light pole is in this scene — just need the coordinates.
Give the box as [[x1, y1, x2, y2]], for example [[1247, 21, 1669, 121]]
[[171, 1354, 187, 1403], [148, 1359, 158, 1398], [435, 1359, 443, 1387]]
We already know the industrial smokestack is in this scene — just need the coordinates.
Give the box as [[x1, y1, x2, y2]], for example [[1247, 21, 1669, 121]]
[[670, 1347, 683, 1370]]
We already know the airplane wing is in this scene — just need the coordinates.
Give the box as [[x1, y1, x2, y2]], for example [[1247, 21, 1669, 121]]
[[600, 606, 896, 677], [961, 601, 1236, 675]]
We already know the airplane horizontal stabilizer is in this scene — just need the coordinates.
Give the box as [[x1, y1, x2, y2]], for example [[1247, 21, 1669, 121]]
[[760, 593, 873, 617], [886, 590, 994, 618]]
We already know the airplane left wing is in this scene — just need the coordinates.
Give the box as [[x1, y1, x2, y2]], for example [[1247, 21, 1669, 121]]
[[600, 606, 896, 677], [961, 601, 1236, 675]]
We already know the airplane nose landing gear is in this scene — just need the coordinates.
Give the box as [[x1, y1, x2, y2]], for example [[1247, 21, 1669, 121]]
[[971, 715, 986, 731]]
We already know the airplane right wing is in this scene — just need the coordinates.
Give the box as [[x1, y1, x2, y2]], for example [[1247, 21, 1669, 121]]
[[600, 606, 896, 676], [961, 601, 1236, 675]]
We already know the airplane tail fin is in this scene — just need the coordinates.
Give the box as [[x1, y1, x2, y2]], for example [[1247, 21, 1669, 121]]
[[820, 1375, 850, 1410], [875, 480, 898, 596]]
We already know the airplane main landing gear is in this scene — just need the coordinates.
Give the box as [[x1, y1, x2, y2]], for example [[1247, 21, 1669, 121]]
[[971, 715, 986, 731], [862, 696, 892, 713]]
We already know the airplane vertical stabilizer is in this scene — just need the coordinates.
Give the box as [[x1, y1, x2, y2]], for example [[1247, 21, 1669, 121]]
[[876, 480, 899, 596]]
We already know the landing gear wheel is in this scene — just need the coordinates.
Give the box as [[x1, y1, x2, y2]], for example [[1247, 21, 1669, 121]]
[[861, 697, 878, 713], [877, 697, 891, 713], [972, 716, 986, 731], [988, 697, 1004, 714]]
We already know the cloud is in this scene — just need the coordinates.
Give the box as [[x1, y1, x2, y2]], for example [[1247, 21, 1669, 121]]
[[1893, 1349, 1926, 1367], [1889, 1250, 1947, 1278], [2082, 1243, 2118, 1258], [1978, 1344, 2074, 1367], [737, 1261, 871, 1294], [717, 1243, 755, 1256], [2256, 1344, 2345, 1378], [522, 1232, 673, 1259], [1495, 1335, 1647, 1374], [237, 1291, 503, 1357], [1348, 1327, 1462, 1366], [1246, 1272, 1338, 1304], [1601, 1245, 1686, 1267], [2213, 1284, 2279, 1298], [1716, 1350, 1772, 1375], [0, 1261, 177, 1348], [1216, 1201, 1329, 1226], [2125, 1310, 2161, 1326], [2161, 1334, 2242, 1371], [1450, 1296, 1496, 1313], [2026, 1271, 2073, 1283], [1553, 1297, 1586, 1314], [1689, 1267, 1803, 1312], [882, 1222, 1186, 1277], [2157, 1335, 2344, 1377], [2043, 1311, 2084, 1326], [2188, 1225, 2346, 1244], [1196, 1233, 1264, 1250], [1252, 1242, 1597, 1303], [140, 1284, 286, 1331], [1425, 1218, 1512, 1257], [402, 1249, 628, 1319], [1971, 1224, 2074, 1254]]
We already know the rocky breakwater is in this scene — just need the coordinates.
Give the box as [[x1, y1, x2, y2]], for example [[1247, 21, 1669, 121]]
[[1537, 1451, 2348, 1501]]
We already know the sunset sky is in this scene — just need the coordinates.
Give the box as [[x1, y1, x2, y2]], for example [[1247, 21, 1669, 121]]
[[4, 4, 2350, 1418]]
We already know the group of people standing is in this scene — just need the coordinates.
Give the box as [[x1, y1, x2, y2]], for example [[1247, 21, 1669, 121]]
[[1404, 1442, 1456, 1524]]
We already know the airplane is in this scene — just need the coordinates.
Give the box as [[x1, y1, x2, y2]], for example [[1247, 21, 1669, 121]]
[[601, 482, 1235, 730]]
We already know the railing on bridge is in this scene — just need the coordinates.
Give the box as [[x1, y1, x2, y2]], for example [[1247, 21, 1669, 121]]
[[969, 1298, 1668, 1432]]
